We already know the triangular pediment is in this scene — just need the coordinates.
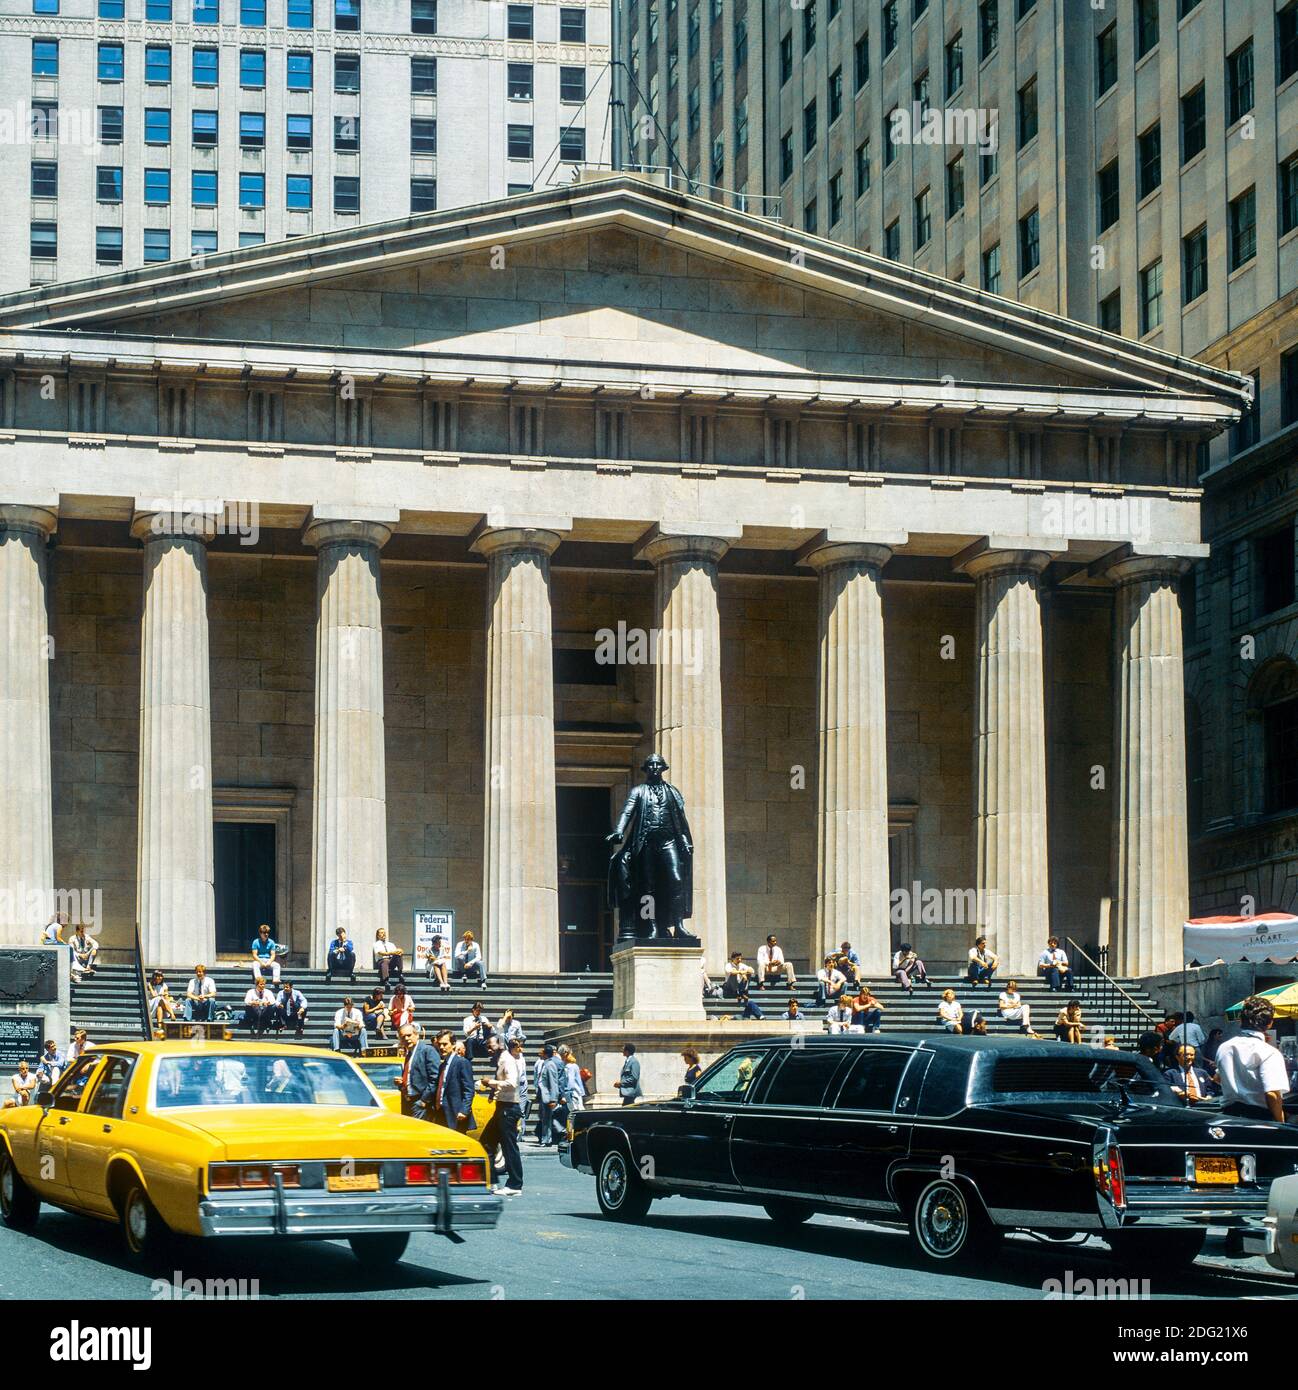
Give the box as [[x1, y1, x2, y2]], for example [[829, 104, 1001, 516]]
[[0, 174, 1250, 410]]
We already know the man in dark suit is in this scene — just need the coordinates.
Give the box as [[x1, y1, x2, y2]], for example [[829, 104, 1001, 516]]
[[399, 1023, 440, 1120], [1163, 1044, 1220, 1105], [432, 1029, 477, 1133]]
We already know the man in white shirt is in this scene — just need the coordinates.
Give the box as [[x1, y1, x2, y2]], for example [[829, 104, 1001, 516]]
[[68, 925, 99, 981], [462, 1001, 495, 1059], [485, 1037, 527, 1195], [241, 978, 278, 1035], [756, 934, 797, 988], [1214, 997, 1291, 1122], [1168, 1012, 1206, 1050], [184, 964, 217, 1022], [825, 999, 854, 1034], [451, 931, 486, 987], [275, 980, 309, 1038], [1037, 938, 1072, 992], [332, 996, 366, 1052], [815, 956, 848, 1006]]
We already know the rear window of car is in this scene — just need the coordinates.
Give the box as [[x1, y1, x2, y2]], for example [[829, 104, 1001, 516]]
[[153, 1054, 378, 1109], [985, 1054, 1178, 1105]]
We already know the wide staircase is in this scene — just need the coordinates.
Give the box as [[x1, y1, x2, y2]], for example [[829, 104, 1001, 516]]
[[70, 963, 1165, 1051]]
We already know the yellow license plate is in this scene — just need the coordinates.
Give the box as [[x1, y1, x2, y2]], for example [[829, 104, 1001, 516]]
[[327, 1173, 380, 1193], [1193, 1156, 1239, 1185]]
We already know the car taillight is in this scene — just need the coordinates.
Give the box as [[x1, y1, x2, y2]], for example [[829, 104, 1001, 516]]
[[208, 1163, 301, 1191], [457, 1160, 486, 1186], [1094, 1144, 1126, 1211], [405, 1162, 434, 1185]]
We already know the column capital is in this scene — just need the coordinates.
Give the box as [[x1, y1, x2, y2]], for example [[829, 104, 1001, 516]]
[[469, 514, 571, 559], [797, 529, 907, 574], [302, 511, 397, 552], [953, 536, 1065, 579], [634, 522, 741, 568], [0, 504, 58, 540], [131, 504, 221, 544], [1091, 542, 1207, 586]]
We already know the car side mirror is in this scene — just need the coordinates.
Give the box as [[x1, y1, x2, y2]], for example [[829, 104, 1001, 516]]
[[677, 1083, 696, 1104]]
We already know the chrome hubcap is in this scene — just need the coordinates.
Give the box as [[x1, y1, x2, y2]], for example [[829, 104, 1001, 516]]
[[0, 1163, 12, 1210], [127, 1195, 148, 1244], [600, 1155, 627, 1207], [920, 1186, 966, 1255]]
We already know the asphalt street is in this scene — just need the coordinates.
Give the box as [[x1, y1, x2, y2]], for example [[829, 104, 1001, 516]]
[[1, 1143, 1295, 1301]]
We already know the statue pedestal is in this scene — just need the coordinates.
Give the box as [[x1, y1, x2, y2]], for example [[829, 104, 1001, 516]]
[[612, 945, 706, 1022]]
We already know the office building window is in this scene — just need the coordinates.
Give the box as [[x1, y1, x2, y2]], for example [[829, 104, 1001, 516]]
[[1099, 291, 1121, 333], [883, 218, 900, 260], [979, 0, 998, 59], [146, 0, 172, 15], [32, 0, 59, 13], [31, 101, 59, 140], [1096, 24, 1117, 97], [828, 66, 842, 124], [239, 233, 265, 247], [803, 98, 817, 153], [96, 226, 123, 264], [411, 177, 436, 212], [507, 4, 532, 38], [882, 0, 897, 57], [145, 45, 171, 83], [560, 66, 585, 102], [287, 51, 312, 90], [1019, 206, 1040, 275], [508, 62, 533, 99], [1138, 124, 1161, 198], [96, 165, 123, 201], [1181, 85, 1205, 162], [779, 31, 793, 84], [30, 160, 58, 198], [1015, 0, 1034, 17], [241, 0, 264, 22], [287, 0, 312, 26], [1282, 347, 1298, 428], [1281, 153, 1298, 236], [1097, 160, 1119, 231], [1281, 2, 1298, 84], [802, 0, 816, 51], [1227, 40, 1254, 125], [334, 175, 360, 212], [192, 170, 218, 205], [240, 112, 265, 147], [192, 229, 218, 255], [1139, 259, 1163, 332], [240, 49, 265, 88], [193, 47, 218, 86], [1017, 76, 1038, 144], [1229, 187, 1256, 269], [829, 170, 843, 225], [855, 140, 869, 194], [803, 197, 817, 234], [98, 43, 124, 82], [1135, 0, 1158, 59], [412, 56, 437, 93], [31, 39, 58, 76], [239, 172, 265, 208], [945, 33, 963, 97], [855, 33, 868, 90], [1258, 524, 1296, 615], [913, 69, 929, 111], [1232, 373, 1260, 453], [31, 222, 57, 258], [733, 16, 748, 68], [286, 113, 312, 149], [412, 0, 436, 32], [946, 155, 964, 216], [99, 0, 123, 14], [779, 130, 793, 181], [192, 110, 218, 146], [286, 173, 312, 209], [559, 6, 585, 41], [982, 242, 1001, 293], [335, 0, 360, 29], [335, 52, 360, 91], [143, 166, 170, 203], [334, 115, 359, 151], [507, 124, 533, 159], [883, 109, 897, 166], [143, 228, 170, 262], [980, 144, 998, 185], [411, 116, 437, 153], [193, 0, 218, 22], [144, 108, 170, 144], [560, 127, 585, 162], [1183, 224, 1208, 300], [914, 186, 931, 248]]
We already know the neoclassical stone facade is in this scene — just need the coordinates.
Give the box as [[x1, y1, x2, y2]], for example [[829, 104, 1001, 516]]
[[0, 176, 1247, 978]]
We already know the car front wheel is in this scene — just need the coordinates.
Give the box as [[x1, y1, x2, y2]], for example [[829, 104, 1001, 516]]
[[908, 1178, 995, 1264], [595, 1147, 652, 1222], [0, 1149, 39, 1231], [349, 1232, 410, 1269]]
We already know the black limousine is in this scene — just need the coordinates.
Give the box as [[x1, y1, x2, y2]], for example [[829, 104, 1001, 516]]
[[561, 1035, 1298, 1267]]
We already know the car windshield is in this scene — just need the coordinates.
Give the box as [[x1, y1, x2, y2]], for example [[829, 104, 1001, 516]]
[[152, 1054, 378, 1109]]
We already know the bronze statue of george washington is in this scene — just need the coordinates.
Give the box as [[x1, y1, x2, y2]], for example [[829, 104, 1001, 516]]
[[605, 753, 699, 946]]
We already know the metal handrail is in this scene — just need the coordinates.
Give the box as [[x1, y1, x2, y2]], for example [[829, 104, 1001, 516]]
[[1065, 937, 1158, 1022]]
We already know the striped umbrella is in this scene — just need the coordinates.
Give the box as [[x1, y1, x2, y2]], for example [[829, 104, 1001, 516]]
[[1224, 981, 1298, 1021]]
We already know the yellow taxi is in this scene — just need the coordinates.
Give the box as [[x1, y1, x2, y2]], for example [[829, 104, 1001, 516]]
[[0, 1041, 502, 1268]]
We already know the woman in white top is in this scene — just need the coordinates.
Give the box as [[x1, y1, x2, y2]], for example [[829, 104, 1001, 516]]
[[998, 979, 1035, 1036], [426, 934, 451, 991], [937, 989, 964, 1033]]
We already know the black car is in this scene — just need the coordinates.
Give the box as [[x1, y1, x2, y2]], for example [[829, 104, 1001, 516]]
[[561, 1034, 1298, 1266]]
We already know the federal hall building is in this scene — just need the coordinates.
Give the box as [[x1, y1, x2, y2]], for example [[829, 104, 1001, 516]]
[[0, 174, 1249, 981]]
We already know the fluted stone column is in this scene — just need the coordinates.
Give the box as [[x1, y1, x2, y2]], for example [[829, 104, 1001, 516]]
[[634, 526, 735, 971], [472, 521, 569, 974], [960, 543, 1053, 974], [133, 509, 217, 966], [1109, 553, 1191, 978], [800, 536, 898, 975], [0, 504, 57, 945], [304, 515, 394, 966]]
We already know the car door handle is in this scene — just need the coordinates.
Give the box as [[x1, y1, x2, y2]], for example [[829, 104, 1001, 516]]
[[888, 1126, 899, 1135], [102, 1124, 112, 1134], [58, 1116, 69, 1125]]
